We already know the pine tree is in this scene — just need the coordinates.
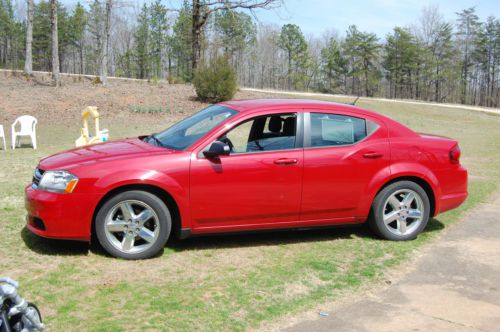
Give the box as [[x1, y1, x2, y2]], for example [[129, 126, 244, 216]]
[[344, 25, 381, 96], [431, 23, 454, 102], [87, 0, 104, 75], [190, 0, 281, 72], [456, 7, 480, 104], [214, 9, 256, 66], [474, 17, 500, 107], [68, 2, 87, 74], [320, 37, 348, 93], [0, 0, 24, 69], [134, 3, 150, 79], [278, 24, 309, 90], [149, 0, 169, 79], [172, 1, 192, 81], [384, 27, 418, 98]]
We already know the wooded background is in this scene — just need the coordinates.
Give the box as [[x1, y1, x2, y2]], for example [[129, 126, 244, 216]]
[[0, 0, 499, 107]]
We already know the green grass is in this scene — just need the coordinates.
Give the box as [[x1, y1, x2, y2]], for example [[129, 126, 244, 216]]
[[0, 91, 499, 331], [128, 104, 186, 114]]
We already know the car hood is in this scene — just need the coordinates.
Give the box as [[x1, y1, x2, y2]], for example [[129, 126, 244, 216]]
[[39, 138, 176, 170]]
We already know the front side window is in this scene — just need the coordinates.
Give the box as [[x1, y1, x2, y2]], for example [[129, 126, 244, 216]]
[[310, 113, 373, 147], [148, 105, 237, 150], [217, 113, 297, 154]]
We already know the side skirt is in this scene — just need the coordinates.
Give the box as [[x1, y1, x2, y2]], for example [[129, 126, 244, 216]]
[[179, 221, 366, 239]]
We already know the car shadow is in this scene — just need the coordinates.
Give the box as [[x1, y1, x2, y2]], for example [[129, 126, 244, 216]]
[[21, 218, 445, 257], [167, 218, 445, 252], [425, 217, 445, 233], [21, 227, 90, 256], [167, 224, 369, 252]]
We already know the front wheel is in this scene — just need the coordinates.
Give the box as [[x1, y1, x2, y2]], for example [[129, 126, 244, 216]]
[[95, 190, 172, 259], [369, 181, 430, 241]]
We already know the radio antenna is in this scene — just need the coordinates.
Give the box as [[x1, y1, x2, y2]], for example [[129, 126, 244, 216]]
[[349, 96, 360, 106]]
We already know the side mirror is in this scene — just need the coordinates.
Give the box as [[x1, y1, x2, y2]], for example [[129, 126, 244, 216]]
[[203, 141, 231, 159]]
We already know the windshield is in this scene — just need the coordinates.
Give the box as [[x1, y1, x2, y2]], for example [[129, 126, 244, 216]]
[[145, 105, 238, 150]]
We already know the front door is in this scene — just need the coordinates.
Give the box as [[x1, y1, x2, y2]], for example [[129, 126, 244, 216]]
[[190, 112, 303, 232]]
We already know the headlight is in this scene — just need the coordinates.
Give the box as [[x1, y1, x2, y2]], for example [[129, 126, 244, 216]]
[[38, 171, 79, 194]]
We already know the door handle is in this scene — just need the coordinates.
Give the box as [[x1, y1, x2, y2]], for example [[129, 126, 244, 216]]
[[274, 158, 298, 165], [363, 152, 383, 159]]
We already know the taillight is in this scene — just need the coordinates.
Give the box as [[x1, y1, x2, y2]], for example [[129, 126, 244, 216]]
[[449, 144, 461, 164]]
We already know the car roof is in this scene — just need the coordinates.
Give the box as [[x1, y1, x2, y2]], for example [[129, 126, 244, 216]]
[[219, 98, 380, 117]]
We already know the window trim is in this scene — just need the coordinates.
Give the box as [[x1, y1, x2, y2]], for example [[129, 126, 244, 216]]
[[199, 112, 304, 158], [303, 112, 379, 149]]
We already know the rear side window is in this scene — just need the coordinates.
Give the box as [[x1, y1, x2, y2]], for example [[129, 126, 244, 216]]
[[310, 113, 373, 147]]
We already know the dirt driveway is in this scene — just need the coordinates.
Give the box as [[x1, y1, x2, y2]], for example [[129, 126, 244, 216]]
[[281, 194, 500, 331]]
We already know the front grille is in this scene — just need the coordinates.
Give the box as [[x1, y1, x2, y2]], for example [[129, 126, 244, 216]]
[[32, 168, 45, 189]]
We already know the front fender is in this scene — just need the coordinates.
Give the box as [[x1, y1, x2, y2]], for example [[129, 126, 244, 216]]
[[94, 169, 184, 193], [92, 168, 191, 229]]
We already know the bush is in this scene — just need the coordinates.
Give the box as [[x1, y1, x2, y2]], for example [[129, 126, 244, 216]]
[[193, 57, 237, 103], [167, 75, 185, 84], [92, 76, 102, 85]]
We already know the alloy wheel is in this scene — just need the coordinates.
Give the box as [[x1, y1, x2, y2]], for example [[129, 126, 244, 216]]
[[104, 200, 160, 254], [382, 189, 424, 236]]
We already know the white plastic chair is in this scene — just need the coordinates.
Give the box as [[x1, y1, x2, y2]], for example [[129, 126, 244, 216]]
[[0, 125, 6, 151], [12, 115, 38, 149]]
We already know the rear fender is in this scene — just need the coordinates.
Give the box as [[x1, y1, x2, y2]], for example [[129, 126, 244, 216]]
[[358, 163, 441, 218]]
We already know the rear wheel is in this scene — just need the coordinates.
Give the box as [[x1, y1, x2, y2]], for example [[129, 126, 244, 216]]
[[369, 181, 430, 240], [95, 190, 171, 259]]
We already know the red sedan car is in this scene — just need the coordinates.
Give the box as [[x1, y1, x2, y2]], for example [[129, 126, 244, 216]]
[[25, 99, 468, 259]]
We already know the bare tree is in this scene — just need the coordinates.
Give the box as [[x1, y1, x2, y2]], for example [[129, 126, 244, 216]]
[[24, 0, 33, 75], [50, 0, 60, 86], [191, 0, 282, 71], [100, 0, 113, 85]]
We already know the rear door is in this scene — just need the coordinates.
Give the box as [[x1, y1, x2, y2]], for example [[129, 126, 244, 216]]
[[300, 110, 390, 221]]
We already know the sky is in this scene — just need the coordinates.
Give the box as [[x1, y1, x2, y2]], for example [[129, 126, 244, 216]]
[[47, 0, 500, 38], [249, 0, 500, 38]]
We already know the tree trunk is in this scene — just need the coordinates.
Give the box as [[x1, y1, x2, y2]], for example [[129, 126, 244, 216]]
[[287, 49, 292, 90], [461, 51, 468, 104], [80, 45, 84, 74], [435, 64, 440, 102], [192, 0, 202, 73], [24, 0, 33, 75], [364, 60, 369, 96], [100, 0, 112, 85], [50, 0, 60, 87], [490, 46, 497, 108]]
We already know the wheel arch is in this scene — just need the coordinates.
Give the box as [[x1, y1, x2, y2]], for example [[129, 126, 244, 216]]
[[91, 184, 182, 242], [375, 176, 436, 217]]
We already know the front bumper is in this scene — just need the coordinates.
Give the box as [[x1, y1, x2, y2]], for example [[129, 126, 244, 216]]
[[25, 185, 100, 241]]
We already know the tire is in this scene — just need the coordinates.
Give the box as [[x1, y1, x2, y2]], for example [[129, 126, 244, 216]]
[[95, 190, 172, 259], [369, 181, 430, 241]]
